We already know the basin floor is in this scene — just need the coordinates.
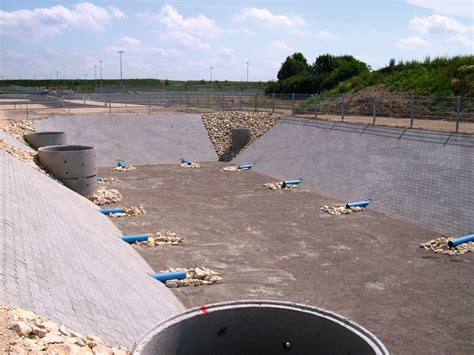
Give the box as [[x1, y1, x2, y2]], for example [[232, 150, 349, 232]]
[[98, 162, 473, 354]]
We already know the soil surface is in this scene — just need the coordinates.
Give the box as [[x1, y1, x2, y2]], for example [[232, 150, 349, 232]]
[[99, 162, 473, 354]]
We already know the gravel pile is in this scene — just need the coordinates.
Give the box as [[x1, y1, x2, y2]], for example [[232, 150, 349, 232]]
[[179, 162, 200, 168], [109, 206, 146, 218], [202, 111, 282, 161], [5, 305, 129, 354], [113, 165, 136, 172], [0, 139, 45, 173], [1, 120, 35, 143], [97, 177, 120, 184], [135, 231, 185, 248], [88, 188, 123, 206], [263, 182, 298, 190], [420, 237, 474, 255], [320, 205, 365, 215], [163, 267, 222, 288]]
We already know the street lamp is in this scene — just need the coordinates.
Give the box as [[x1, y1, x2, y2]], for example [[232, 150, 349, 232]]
[[210, 66, 213, 81], [99, 60, 103, 94], [94, 65, 97, 93], [246, 61, 250, 82], [118, 50, 124, 92]]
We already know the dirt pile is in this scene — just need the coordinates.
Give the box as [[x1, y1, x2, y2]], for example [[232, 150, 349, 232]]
[[109, 206, 146, 218], [97, 177, 120, 184], [202, 111, 282, 161], [263, 182, 298, 190], [113, 165, 136, 172], [320, 204, 365, 215]]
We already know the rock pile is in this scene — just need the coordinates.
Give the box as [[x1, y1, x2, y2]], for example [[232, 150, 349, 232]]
[[97, 177, 120, 184], [1, 120, 35, 143], [222, 165, 252, 172], [164, 267, 222, 288], [179, 162, 201, 168], [110, 206, 146, 218], [320, 204, 365, 215], [420, 237, 474, 256], [135, 231, 185, 247], [113, 165, 136, 172], [202, 111, 282, 161], [4, 305, 129, 354], [0, 139, 45, 173], [263, 182, 298, 190], [88, 188, 123, 206]]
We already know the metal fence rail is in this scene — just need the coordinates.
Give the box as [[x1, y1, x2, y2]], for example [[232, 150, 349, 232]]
[[1, 92, 472, 133]]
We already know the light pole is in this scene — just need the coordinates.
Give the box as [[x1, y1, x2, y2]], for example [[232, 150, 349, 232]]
[[56, 70, 59, 92], [118, 50, 124, 92], [99, 60, 103, 94], [209, 66, 213, 90], [94, 65, 97, 93], [246, 61, 249, 83]]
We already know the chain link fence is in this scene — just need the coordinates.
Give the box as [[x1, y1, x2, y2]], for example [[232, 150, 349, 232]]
[[1, 92, 473, 134]]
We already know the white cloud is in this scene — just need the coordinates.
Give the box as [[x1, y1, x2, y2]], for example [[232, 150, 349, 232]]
[[108, 6, 125, 19], [0, 2, 125, 38], [409, 14, 470, 33], [406, 0, 474, 19], [219, 47, 235, 56], [235, 7, 305, 28], [120, 36, 141, 48], [143, 5, 224, 49], [317, 30, 336, 40], [396, 36, 432, 50], [271, 40, 291, 51], [448, 34, 474, 48]]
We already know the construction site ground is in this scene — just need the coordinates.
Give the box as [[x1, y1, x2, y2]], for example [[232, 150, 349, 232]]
[[98, 162, 473, 355]]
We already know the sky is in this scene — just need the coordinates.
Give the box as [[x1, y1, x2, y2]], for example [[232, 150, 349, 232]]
[[0, 0, 473, 81]]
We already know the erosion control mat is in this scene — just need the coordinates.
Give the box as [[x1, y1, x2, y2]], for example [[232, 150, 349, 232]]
[[202, 111, 282, 161]]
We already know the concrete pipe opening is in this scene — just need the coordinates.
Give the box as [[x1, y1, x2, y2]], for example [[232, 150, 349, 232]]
[[133, 301, 388, 355], [25, 131, 66, 149], [231, 128, 252, 151]]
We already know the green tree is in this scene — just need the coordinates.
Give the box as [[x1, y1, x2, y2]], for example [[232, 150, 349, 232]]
[[277, 53, 311, 81]]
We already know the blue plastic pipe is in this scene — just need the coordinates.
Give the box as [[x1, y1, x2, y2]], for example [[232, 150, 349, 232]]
[[96, 177, 103, 182], [99, 207, 125, 215], [283, 179, 302, 187], [117, 160, 126, 167], [346, 200, 371, 209], [121, 234, 149, 243], [239, 164, 254, 170], [151, 271, 187, 283], [181, 158, 191, 165], [448, 234, 474, 248]]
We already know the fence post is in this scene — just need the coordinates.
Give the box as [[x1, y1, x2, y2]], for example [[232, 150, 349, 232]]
[[291, 93, 295, 115], [314, 95, 318, 119], [409, 95, 415, 128], [68, 99, 71, 115], [372, 96, 377, 125], [341, 94, 345, 121], [25, 97, 29, 119], [254, 94, 257, 112], [109, 99, 111, 115], [455, 96, 461, 133], [197, 94, 199, 108], [148, 96, 151, 114], [272, 93, 275, 113]]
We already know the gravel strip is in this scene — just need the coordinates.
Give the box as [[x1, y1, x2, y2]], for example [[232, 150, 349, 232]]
[[1, 120, 35, 144], [5, 305, 129, 354], [202, 111, 282, 161]]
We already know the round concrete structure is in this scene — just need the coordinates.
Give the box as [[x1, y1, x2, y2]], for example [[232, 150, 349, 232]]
[[38, 145, 96, 195], [231, 128, 251, 151], [133, 301, 388, 355], [24, 131, 66, 149]]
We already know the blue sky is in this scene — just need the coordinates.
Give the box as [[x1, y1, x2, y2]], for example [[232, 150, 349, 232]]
[[1, 0, 473, 81]]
